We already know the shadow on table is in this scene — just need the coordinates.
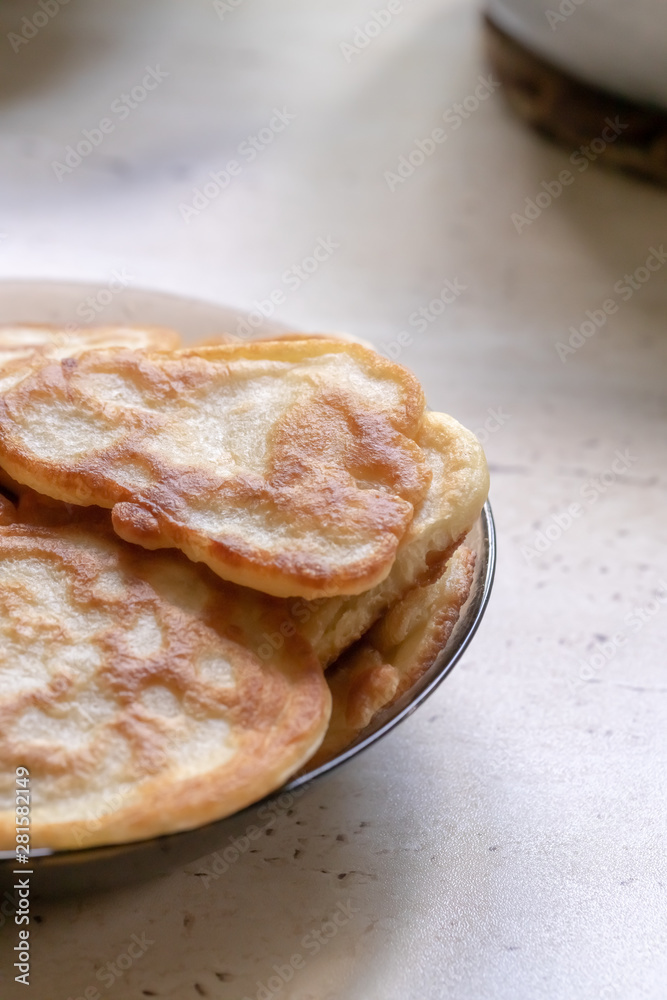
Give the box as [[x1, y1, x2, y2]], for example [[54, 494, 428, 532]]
[[0, 726, 484, 1000]]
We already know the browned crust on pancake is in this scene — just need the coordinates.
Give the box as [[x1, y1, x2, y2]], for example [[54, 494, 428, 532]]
[[0, 339, 429, 598], [193, 332, 355, 347], [0, 465, 26, 499], [0, 505, 330, 850], [297, 408, 488, 665], [178, 340, 427, 430], [0, 491, 15, 524], [307, 545, 476, 768]]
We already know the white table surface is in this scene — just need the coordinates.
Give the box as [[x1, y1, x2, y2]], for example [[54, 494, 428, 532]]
[[1, 1, 666, 998]]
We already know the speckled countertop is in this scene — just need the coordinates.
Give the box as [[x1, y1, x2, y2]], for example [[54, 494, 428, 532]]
[[0, 1, 666, 998]]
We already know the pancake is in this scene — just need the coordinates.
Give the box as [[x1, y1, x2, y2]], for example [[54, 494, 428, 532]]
[[0, 325, 180, 496], [276, 410, 488, 666], [0, 323, 180, 370], [0, 500, 330, 850], [0, 339, 430, 599], [307, 544, 476, 768], [245, 331, 376, 349], [189, 332, 242, 347], [0, 491, 15, 524], [194, 331, 372, 348], [0, 465, 25, 499], [10, 399, 487, 673]]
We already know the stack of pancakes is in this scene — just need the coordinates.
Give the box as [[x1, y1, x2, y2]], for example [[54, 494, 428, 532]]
[[0, 324, 488, 850]]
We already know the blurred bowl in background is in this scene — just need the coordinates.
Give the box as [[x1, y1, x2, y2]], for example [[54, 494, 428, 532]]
[[484, 0, 667, 185]]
